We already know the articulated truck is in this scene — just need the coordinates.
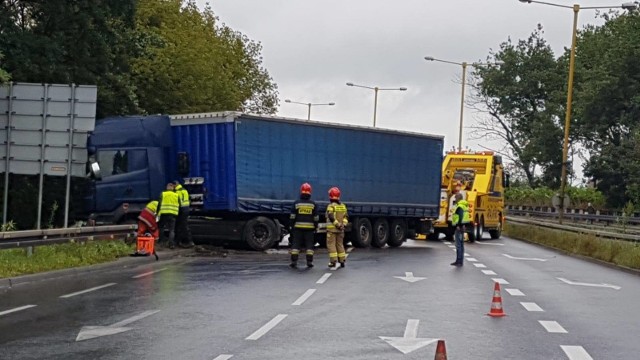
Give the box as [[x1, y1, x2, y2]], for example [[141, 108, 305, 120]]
[[83, 112, 444, 250]]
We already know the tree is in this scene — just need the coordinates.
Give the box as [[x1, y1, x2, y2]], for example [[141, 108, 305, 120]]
[[470, 26, 567, 188], [572, 12, 640, 207], [0, 51, 9, 83], [132, 0, 278, 115], [0, 0, 140, 118]]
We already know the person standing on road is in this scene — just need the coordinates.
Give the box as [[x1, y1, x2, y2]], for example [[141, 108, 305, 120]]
[[157, 183, 180, 249], [174, 180, 194, 248], [137, 200, 160, 239], [326, 187, 348, 268], [451, 193, 470, 266], [289, 183, 319, 268]]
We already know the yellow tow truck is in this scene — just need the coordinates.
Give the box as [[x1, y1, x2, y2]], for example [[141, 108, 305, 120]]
[[429, 150, 505, 241]]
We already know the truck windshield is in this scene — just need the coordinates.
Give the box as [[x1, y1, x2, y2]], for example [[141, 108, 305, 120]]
[[96, 149, 147, 177]]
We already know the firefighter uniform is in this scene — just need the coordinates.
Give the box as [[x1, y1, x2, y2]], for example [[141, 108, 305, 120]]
[[289, 183, 319, 268], [326, 187, 348, 268], [174, 182, 194, 248], [137, 200, 159, 239], [158, 184, 180, 248]]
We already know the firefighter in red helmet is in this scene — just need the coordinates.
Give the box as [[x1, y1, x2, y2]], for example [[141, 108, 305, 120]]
[[289, 183, 319, 268], [326, 187, 348, 268]]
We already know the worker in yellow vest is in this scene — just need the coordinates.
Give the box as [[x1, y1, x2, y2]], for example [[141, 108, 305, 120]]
[[174, 180, 194, 248], [451, 193, 471, 266], [157, 183, 180, 249]]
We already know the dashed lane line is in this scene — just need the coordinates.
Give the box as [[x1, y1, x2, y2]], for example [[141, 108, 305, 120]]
[[505, 288, 525, 296], [0, 305, 37, 317], [561, 345, 594, 360], [246, 314, 288, 340], [482, 270, 497, 275], [466, 258, 478, 262], [464, 253, 471, 257], [521, 302, 544, 312], [539, 321, 568, 333], [316, 273, 332, 284], [492, 278, 509, 285], [447, 245, 455, 248], [59, 283, 117, 298], [132, 268, 168, 279], [443, 242, 452, 245], [473, 263, 487, 268], [212, 355, 233, 360], [292, 289, 316, 306]]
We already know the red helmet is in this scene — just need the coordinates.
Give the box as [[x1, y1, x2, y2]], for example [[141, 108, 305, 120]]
[[300, 183, 312, 195], [328, 187, 341, 200]]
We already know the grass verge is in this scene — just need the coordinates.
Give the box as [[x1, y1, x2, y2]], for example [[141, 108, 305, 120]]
[[505, 223, 640, 270], [0, 240, 134, 278]]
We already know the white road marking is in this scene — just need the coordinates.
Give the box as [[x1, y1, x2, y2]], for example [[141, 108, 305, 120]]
[[539, 321, 567, 333], [557, 277, 621, 290], [492, 278, 509, 285], [476, 242, 504, 246], [60, 283, 117, 298], [393, 272, 427, 283], [467, 258, 478, 262], [316, 273, 332, 284], [521, 302, 544, 312], [482, 270, 497, 275], [347, 247, 354, 253], [76, 310, 160, 341], [212, 355, 233, 360], [443, 241, 452, 245], [561, 346, 594, 360], [503, 254, 547, 262], [473, 263, 487, 268], [132, 268, 168, 279], [330, 253, 349, 271], [0, 305, 37, 317], [379, 319, 439, 355], [447, 245, 455, 248], [505, 288, 525, 296], [292, 289, 316, 306], [464, 253, 471, 257], [246, 314, 288, 340]]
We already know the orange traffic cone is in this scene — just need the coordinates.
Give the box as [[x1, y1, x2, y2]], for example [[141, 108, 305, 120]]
[[434, 339, 447, 360], [488, 281, 506, 317]]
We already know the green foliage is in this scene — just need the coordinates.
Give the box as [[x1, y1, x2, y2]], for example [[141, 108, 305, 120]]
[[572, 13, 640, 208], [506, 185, 605, 208], [505, 223, 640, 270], [132, 0, 278, 115], [471, 26, 566, 188], [1, 220, 16, 232], [0, 240, 133, 278], [0, 51, 9, 83]]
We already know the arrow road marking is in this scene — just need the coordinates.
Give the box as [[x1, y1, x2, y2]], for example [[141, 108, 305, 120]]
[[379, 319, 439, 354], [76, 310, 160, 341], [557, 277, 621, 290], [502, 254, 547, 262], [394, 272, 427, 283]]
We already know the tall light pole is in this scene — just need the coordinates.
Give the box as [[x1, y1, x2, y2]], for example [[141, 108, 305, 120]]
[[518, 0, 639, 224], [424, 57, 503, 151], [284, 99, 335, 120], [345, 82, 407, 127]]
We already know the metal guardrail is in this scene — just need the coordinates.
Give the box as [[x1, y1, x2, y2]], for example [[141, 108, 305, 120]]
[[506, 205, 640, 225], [507, 216, 640, 242], [0, 224, 138, 250]]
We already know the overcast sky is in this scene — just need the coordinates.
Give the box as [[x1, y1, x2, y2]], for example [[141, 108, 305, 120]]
[[197, 0, 611, 173]]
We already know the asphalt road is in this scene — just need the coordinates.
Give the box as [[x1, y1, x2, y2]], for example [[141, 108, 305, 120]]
[[1, 236, 639, 360]]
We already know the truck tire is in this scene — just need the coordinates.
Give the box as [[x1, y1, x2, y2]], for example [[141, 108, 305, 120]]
[[243, 217, 280, 251], [315, 233, 327, 248], [475, 217, 484, 241], [371, 218, 389, 248], [489, 221, 502, 239], [387, 219, 406, 247], [427, 232, 439, 241], [351, 217, 372, 248]]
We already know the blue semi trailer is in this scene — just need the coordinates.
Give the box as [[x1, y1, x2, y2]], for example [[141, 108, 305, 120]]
[[83, 112, 444, 250]]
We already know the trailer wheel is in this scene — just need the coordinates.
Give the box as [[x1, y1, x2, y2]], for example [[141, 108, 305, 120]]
[[475, 217, 484, 241], [243, 217, 279, 251], [351, 217, 372, 248], [387, 219, 406, 247], [371, 218, 389, 248]]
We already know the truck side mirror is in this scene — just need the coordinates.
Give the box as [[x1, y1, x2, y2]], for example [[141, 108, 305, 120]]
[[90, 162, 102, 181], [177, 152, 190, 177]]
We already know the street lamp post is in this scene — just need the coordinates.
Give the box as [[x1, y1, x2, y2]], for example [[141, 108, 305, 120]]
[[424, 57, 503, 151], [345, 82, 407, 127], [284, 99, 335, 120], [518, 0, 639, 224]]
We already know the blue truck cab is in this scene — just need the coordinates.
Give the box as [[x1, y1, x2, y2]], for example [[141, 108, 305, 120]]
[[84, 112, 444, 250]]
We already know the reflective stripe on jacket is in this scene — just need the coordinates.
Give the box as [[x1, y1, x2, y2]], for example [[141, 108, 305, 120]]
[[290, 199, 319, 230], [158, 191, 180, 216], [326, 202, 348, 232], [175, 185, 190, 208]]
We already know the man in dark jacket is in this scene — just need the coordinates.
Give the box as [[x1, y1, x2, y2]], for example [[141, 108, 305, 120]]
[[289, 183, 319, 268]]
